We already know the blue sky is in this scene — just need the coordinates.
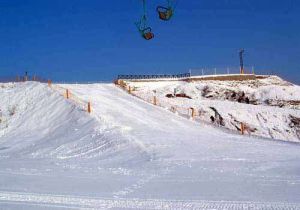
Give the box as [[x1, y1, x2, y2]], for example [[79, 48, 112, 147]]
[[0, 0, 299, 83]]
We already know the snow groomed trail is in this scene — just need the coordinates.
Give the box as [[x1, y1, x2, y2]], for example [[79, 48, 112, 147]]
[[1, 191, 300, 210], [1, 82, 300, 209]]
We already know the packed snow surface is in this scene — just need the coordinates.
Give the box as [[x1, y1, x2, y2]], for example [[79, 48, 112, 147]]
[[0, 81, 300, 209]]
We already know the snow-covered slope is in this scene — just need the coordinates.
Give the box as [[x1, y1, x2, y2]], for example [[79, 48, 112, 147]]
[[0, 81, 300, 209], [0, 82, 146, 164], [126, 76, 300, 142]]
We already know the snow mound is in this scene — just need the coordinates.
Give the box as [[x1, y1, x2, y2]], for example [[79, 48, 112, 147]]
[[126, 76, 300, 142], [0, 82, 150, 164]]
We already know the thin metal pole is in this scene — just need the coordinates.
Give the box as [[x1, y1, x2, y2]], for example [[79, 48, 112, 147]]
[[239, 49, 245, 74]]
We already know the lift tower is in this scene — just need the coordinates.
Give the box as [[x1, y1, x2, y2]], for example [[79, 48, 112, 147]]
[[239, 49, 245, 74]]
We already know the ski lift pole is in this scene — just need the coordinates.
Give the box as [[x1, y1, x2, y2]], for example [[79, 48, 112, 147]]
[[137, 0, 147, 31], [142, 0, 147, 26], [143, 0, 146, 15], [239, 49, 245, 74]]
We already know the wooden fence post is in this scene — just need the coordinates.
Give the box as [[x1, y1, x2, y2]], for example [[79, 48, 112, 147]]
[[241, 122, 245, 135], [48, 80, 52, 87], [189, 108, 195, 119], [87, 102, 91, 113], [128, 86, 132, 94], [66, 89, 70, 99], [153, 96, 157, 105], [171, 106, 176, 113]]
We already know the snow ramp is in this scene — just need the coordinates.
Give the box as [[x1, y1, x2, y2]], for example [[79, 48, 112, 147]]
[[0, 82, 149, 164]]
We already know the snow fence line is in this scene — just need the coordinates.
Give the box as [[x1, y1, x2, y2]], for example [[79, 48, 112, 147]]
[[48, 82, 92, 114], [115, 80, 247, 136], [0, 75, 48, 83]]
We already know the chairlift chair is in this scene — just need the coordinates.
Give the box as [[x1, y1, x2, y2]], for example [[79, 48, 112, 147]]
[[141, 27, 154, 40], [135, 14, 154, 41], [135, 0, 154, 40], [156, 6, 173, 21]]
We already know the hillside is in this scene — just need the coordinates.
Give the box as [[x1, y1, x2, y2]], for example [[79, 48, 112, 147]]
[[0, 82, 144, 164], [0, 81, 300, 209], [126, 75, 300, 142]]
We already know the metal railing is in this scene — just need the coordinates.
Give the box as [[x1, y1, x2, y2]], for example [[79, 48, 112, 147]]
[[0, 76, 48, 83], [189, 66, 256, 76], [117, 73, 191, 80]]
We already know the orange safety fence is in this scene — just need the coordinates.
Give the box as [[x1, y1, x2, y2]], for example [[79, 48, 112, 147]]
[[116, 81, 255, 136], [117, 81, 198, 117], [50, 84, 91, 113]]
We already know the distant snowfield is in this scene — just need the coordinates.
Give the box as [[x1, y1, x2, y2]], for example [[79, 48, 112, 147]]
[[0, 81, 300, 209]]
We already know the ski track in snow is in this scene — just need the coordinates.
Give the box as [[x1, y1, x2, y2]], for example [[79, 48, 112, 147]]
[[1, 191, 300, 210]]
